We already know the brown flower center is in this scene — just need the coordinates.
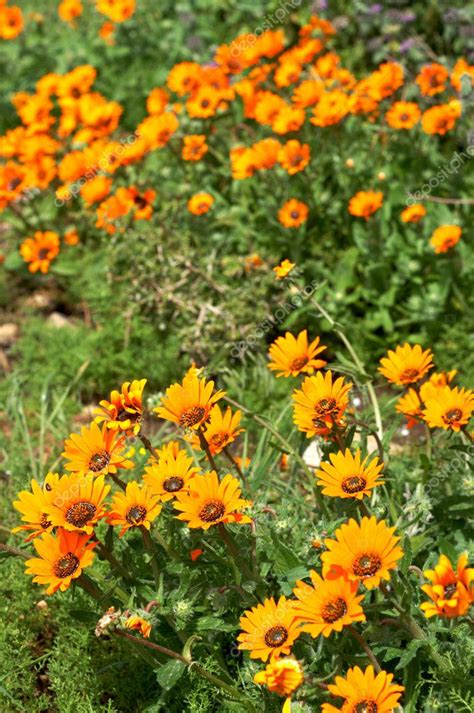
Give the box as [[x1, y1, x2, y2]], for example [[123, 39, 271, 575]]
[[444, 583, 457, 599], [199, 499, 225, 523], [89, 450, 110, 472], [264, 625, 288, 648], [209, 433, 227, 448], [315, 397, 337, 414], [40, 513, 52, 529], [290, 356, 308, 371], [126, 505, 147, 525], [354, 701, 378, 713], [400, 368, 419, 382], [163, 476, 184, 493], [179, 406, 206, 428], [321, 597, 348, 623], [38, 248, 49, 260], [290, 210, 300, 219], [53, 552, 80, 579], [443, 408, 462, 424], [342, 476, 367, 494], [400, 113, 409, 121], [353, 553, 382, 578], [66, 501, 97, 527]]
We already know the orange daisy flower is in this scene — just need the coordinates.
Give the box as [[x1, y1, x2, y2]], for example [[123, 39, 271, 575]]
[[321, 516, 403, 590], [273, 259, 295, 280], [62, 422, 134, 475], [13, 472, 59, 542], [143, 450, 199, 502], [25, 529, 96, 595], [187, 192, 214, 215], [96, 0, 136, 23], [167, 62, 202, 96], [20, 231, 60, 274], [58, 0, 83, 24], [0, 5, 24, 40], [310, 90, 348, 127], [422, 385, 473, 432], [316, 449, 384, 500], [293, 370, 352, 437], [237, 596, 301, 662], [420, 553, 473, 619], [416, 63, 449, 96], [107, 481, 162, 536], [395, 389, 422, 428], [348, 191, 383, 219], [385, 101, 421, 129], [124, 614, 152, 638], [94, 379, 146, 436], [278, 199, 309, 228], [378, 343, 434, 386], [278, 140, 310, 175], [421, 104, 458, 135], [254, 658, 303, 709], [186, 86, 221, 119], [182, 135, 208, 161], [197, 405, 244, 455], [154, 370, 224, 430], [429, 225, 461, 254], [268, 330, 327, 378], [322, 665, 404, 713], [401, 204, 426, 223], [45, 473, 110, 534], [173, 471, 251, 529]]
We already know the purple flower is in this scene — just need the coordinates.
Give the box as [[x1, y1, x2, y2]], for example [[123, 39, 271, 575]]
[[399, 38, 417, 53], [367, 3, 383, 14]]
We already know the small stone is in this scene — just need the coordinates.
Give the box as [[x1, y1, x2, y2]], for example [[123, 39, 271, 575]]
[[0, 323, 18, 346], [47, 312, 72, 328]]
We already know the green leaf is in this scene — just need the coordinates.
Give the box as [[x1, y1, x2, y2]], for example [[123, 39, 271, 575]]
[[155, 659, 185, 691]]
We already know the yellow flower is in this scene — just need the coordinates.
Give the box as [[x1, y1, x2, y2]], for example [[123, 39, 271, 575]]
[[143, 450, 200, 501], [44, 473, 110, 534], [322, 665, 404, 713], [316, 449, 384, 499], [62, 422, 134, 475], [292, 570, 365, 637], [173, 471, 251, 529], [420, 553, 474, 619], [25, 529, 96, 595], [378, 343, 434, 386], [254, 658, 303, 709], [124, 614, 152, 638], [107, 482, 162, 537], [94, 379, 146, 435], [238, 596, 301, 662], [422, 385, 474, 432], [292, 370, 352, 437], [154, 371, 224, 430], [197, 405, 244, 454], [268, 330, 327, 378], [273, 259, 295, 279], [321, 516, 403, 590], [13, 472, 59, 541]]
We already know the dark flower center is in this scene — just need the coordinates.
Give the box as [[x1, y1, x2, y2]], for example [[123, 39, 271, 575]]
[[199, 499, 225, 523], [315, 397, 337, 414], [354, 701, 378, 713], [209, 433, 227, 448], [89, 450, 111, 472], [53, 552, 80, 579], [444, 583, 457, 599], [290, 210, 300, 219], [179, 406, 206, 428], [40, 513, 52, 529], [38, 248, 50, 260], [163, 476, 184, 493], [321, 597, 348, 623], [400, 368, 419, 382], [342, 476, 367, 494], [66, 501, 97, 527], [353, 553, 382, 578], [444, 408, 462, 423], [290, 356, 308, 371], [264, 625, 288, 648], [126, 505, 147, 525]]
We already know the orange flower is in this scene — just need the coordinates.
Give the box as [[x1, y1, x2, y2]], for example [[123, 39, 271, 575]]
[[62, 421, 134, 474], [107, 481, 162, 537], [429, 225, 461, 254], [401, 204, 426, 223], [378, 343, 433, 386], [292, 79, 324, 108], [0, 5, 24, 40], [146, 87, 169, 115], [94, 379, 146, 435], [167, 62, 202, 96], [254, 658, 303, 709], [385, 101, 421, 129], [173, 471, 251, 530], [451, 58, 474, 92], [252, 138, 281, 170], [421, 104, 458, 135], [138, 112, 179, 150], [278, 140, 310, 175], [187, 192, 214, 215], [420, 553, 473, 619], [116, 186, 156, 221], [238, 596, 301, 662], [13, 473, 59, 542], [293, 371, 352, 437], [182, 135, 208, 161], [272, 106, 306, 135], [58, 0, 83, 23], [20, 231, 60, 274], [322, 665, 404, 713], [422, 385, 473, 432], [154, 370, 224, 430], [196, 405, 244, 455], [80, 176, 112, 206], [99, 20, 115, 45], [395, 389, 422, 428], [64, 228, 80, 245], [310, 90, 348, 127], [416, 63, 449, 96], [348, 191, 383, 219], [268, 330, 327, 377], [124, 614, 152, 638], [278, 199, 309, 228], [186, 86, 221, 119], [254, 92, 287, 125], [273, 259, 295, 280], [96, 0, 135, 23]]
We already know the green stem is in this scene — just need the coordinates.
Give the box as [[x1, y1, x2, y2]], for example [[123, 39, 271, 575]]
[[217, 523, 255, 582], [77, 573, 105, 601], [95, 541, 133, 581], [222, 446, 250, 492], [347, 625, 381, 673], [198, 428, 219, 472], [141, 527, 161, 589]]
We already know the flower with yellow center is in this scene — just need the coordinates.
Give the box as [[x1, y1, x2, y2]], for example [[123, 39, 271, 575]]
[[154, 371, 225, 431], [143, 450, 200, 501], [196, 405, 244, 455], [238, 596, 300, 662], [322, 517, 403, 590], [316, 449, 384, 500], [123, 614, 152, 638], [44, 473, 110, 534], [322, 665, 404, 713], [173, 471, 251, 529], [293, 370, 352, 437], [25, 529, 96, 595], [422, 385, 474, 432], [420, 553, 473, 619], [94, 379, 147, 435], [273, 259, 295, 280], [62, 421, 134, 475], [268, 330, 327, 378], [292, 570, 365, 637], [378, 343, 433, 386], [13, 472, 59, 541], [107, 481, 162, 537], [254, 658, 303, 713]]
